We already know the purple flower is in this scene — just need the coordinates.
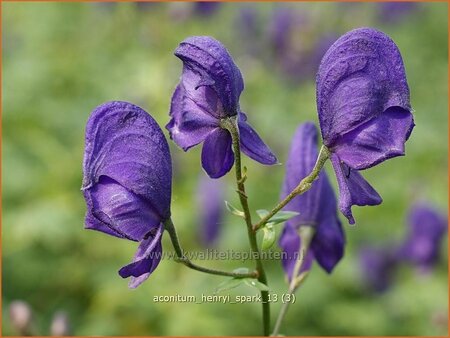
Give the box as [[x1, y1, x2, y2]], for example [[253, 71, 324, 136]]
[[193, 2, 221, 17], [279, 122, 344, 281], [377, 2, 420, 24], [82, 101, 172, 288], [316, 28, 415, 224], [166, 36, 277, 178], [360, 245, 398, 293], [398, 203, 447, 270], [197, 174, 224, 246]]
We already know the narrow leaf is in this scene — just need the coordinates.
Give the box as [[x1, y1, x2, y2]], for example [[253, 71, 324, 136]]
[[225, 201, 245, 218], [256, 209, 299, 225], [261, 224, 276, 250], [214, 278, 245, 294], [243, 278, 270, 292]]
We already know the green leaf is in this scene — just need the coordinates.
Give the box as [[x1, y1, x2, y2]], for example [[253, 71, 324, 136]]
[[261, 224, 276, 250], [256, 209, 269, 219], [256, 209, 299, 225], [225, 201, 245, 218], [214, 278, 245, 294], [243, 278, 270, 292]]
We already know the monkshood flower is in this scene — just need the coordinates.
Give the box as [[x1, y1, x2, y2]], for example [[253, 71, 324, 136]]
[[398, 203, 447, 271], [166, 36, 277, 178], [279, 123, 344, 281], [377, 2, 420, 24], [197, 174, 224, 246], [316, 27, 415, 224], [360, 245, 398, 293], [82, 101, 172, 288]]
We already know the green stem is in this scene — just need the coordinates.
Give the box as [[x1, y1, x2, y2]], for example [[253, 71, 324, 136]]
[[221, 116, 271, 336], [253, 145, 330, 232], [163, 218, 258, 279], [271, 227, 314, 336]]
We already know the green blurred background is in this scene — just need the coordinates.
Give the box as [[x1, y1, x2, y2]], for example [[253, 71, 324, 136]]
[[2, 1, 448, 336]]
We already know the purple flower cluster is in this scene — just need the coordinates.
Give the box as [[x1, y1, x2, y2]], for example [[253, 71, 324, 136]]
[[81, 28, 418, 290]]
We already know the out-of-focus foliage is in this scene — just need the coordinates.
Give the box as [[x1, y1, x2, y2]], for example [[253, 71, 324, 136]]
[[2, 2, 448, 336]]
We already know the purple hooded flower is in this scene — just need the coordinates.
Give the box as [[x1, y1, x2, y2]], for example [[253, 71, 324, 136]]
[[166, 36, 277, 178], [360, 245, 398, 293], [377, 2, 420, 24], [82, 101, 172, 288], [279, 122, 344, 281], [197, 174, 224, 246], [316, 28, 415, 224], [398, 203, 447, 270]]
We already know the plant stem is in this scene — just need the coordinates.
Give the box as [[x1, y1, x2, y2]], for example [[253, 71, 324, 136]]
[[271, 227, 314, 336], [253, 145, 330, 231], [221, 116, 271, 336], [163, 218, 258, 278]]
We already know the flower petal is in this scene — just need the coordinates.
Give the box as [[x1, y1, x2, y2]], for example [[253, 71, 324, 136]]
[[330, 154, 382, 224], [333, 106, 415, 170], [310, 216, 345, 273], [118, 225, 163, 288], [238, 114, 277, 165], [279, 223, 300, 282], [83, 101, 172, 220], [201, 128, 234, 178], [84, 205, 125, 239], [279, 223, 314, 282], [166, 84, 218, 151], [317, 28, 411, 146], [88, 176, 161, 241], [281, 122, 337, 226], [175, 36, 244, 115]]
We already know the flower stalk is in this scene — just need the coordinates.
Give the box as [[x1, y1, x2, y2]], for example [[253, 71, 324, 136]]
[[272, 227, 314, 336], [254, 145, 330, 232], [221, 116, 271, 336], [163, 218, 258, 279]]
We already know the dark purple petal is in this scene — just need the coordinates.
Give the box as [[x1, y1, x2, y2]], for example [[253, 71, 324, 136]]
[[238, 114, 277, 165], [279, 222, 313, 282], [281, 122, 337, 225], [174, 36, 244, 116], [197, 174, 224, 245], [310, 216, 345, 273], [333, 106, 415, 170], [86, 176, 161, 241], [398, 203, 447, 269], [201, 128, 234, 178], [83, 101, 172, 220], [84, 206, 125, 239], [279, 122, 343, 275], [279, 223, 300, 282], [119, 225, 164, 288], [330, 154, 382, 224], [317, 28, 412, 152], [166, 84, 218, 151]]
